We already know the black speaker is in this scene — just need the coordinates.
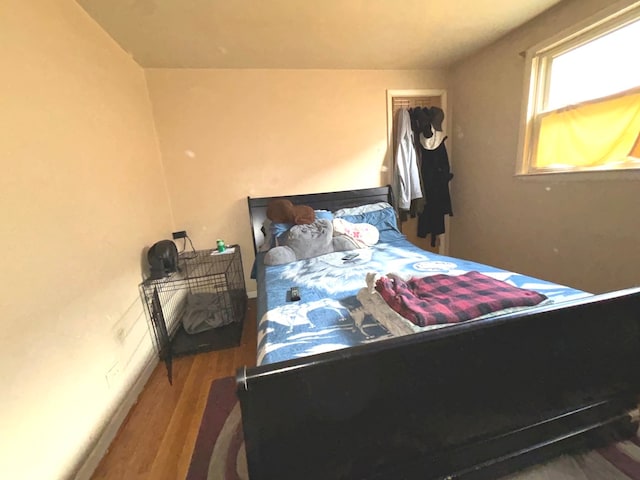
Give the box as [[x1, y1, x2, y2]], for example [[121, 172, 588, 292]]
[[147, 240, 179, 279]]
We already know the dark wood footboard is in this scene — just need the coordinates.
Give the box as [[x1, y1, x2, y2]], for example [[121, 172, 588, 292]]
[[236, 288, 640, 480]]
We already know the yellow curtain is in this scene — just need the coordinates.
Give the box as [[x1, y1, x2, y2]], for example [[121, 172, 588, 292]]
[[535, 88, 640, 169], [631, 130, 640, 158]]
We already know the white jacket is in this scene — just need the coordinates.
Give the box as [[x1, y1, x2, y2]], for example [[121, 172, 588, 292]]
[[395, 108, 422, 210]]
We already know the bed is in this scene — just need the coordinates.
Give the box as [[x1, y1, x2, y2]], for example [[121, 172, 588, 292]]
[[236, 185, 640, 480]]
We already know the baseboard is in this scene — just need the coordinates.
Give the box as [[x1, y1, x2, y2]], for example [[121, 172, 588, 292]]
[[247, 290, 257, 299], [72, 352, 159, 480]]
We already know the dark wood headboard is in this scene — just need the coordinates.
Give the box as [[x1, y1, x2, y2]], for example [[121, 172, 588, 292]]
[[247, 185, 394, 254]]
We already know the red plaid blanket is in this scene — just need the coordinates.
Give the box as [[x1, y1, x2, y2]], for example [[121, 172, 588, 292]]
[[375, 271, 547, 327]]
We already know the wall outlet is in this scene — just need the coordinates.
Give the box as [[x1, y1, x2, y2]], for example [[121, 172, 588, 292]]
[[172, 230, 187, 239]]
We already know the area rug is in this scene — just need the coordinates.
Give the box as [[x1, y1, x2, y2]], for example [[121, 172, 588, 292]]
[[186, 376, 248, 480], [187, 377, 640, 480]]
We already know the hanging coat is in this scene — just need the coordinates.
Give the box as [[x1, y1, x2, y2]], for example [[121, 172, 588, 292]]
[[418, 130, 453, 247], [395, 108, 422, 210]]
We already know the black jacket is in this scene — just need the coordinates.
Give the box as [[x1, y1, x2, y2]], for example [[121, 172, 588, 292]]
[[417, 138, 453, 247]]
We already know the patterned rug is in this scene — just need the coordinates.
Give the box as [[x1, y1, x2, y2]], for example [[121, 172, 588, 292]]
[[187, 376, 640, 479], [186, 376, 247, 480]]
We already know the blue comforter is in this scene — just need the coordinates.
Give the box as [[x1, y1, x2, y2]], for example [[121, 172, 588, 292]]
[[256, 238, 587, 366]]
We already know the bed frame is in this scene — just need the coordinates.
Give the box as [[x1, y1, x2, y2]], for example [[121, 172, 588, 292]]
[[237, 185, 640, 480]]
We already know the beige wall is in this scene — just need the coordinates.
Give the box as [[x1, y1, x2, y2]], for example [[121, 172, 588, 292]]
[[15, 1, 636, 477], [449, 0, 640, 294], [145, 69, 448, 291], [0, 1, 172, 479]]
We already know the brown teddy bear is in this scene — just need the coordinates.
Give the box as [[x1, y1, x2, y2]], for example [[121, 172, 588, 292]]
[[266, 199, 315, 225]]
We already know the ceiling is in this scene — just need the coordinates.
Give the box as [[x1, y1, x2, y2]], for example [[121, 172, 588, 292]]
[[76, 0, 564, 69]]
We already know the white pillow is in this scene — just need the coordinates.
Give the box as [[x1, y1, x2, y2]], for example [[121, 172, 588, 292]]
[[333, 202, 392, 217], [332, 218, 379, 246]]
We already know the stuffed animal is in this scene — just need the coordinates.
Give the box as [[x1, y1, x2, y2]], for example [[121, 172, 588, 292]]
[[266, 198, 315, 225], [264, 219, 358, 265]]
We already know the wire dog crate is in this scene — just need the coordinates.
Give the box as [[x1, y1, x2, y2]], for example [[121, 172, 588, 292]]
[[140, 245, 247, 383]]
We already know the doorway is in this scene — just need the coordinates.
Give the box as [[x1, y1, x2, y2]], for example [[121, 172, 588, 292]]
[[386, 89, 450, 255]]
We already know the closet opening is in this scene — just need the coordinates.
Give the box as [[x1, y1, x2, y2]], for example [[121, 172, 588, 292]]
[[386, 89, 450, 255]]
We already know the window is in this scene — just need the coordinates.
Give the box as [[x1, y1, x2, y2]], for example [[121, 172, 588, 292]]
[[518, 2, 640, 175]]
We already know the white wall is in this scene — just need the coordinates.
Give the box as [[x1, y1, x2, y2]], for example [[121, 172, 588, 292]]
[[0, 1, 172, 478], [145, 68, 448, 291], [449, 0, 640, 293]]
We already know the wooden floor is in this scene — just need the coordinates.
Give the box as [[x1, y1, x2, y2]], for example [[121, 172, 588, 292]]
[[91, 298, 257, 480]]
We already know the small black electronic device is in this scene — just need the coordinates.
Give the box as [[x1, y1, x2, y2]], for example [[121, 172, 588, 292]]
[[289, 287, 301, 302], [342, 253, 359, 261], [148, 240, 180, 279]]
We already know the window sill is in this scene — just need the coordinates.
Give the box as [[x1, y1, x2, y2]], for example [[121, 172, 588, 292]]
[[514, 167, 640, 181]]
